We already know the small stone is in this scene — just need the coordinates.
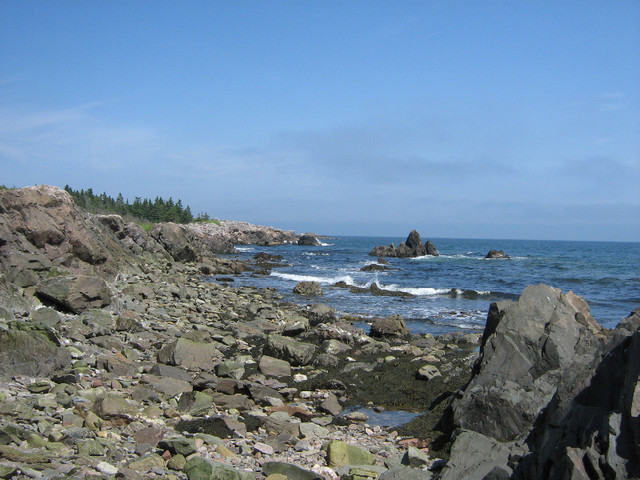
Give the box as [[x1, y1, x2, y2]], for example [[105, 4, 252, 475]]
[[344, 411, 369, 422], [416, 365, 441, 381], [254, 442, 275, 455], [96, 461, 119, 475], [167, 453, 187, 471], [326, 440, 375, 468], [77, 438, 106, 456], [401, 446, 430, 467], [319, 393, 342, 416]]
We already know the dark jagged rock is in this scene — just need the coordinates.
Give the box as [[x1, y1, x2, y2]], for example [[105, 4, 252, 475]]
[[369, 230, 438, 258], [485, 249, 510, 259], [298, 234, 321, 246], [438, 285, 640, 479]]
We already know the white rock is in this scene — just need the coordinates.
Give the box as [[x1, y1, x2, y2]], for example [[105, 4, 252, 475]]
[[96, 462, 119, 475]]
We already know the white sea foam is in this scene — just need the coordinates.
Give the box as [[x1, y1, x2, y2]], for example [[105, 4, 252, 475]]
[[270, 271, 356, 285], [236, 246, 255, 252], [379, 283, 451, 296]]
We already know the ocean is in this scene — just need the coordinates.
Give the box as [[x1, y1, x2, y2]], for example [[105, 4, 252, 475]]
[[221, 236, 640, 335]]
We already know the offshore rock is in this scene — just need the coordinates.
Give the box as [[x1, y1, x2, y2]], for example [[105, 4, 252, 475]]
[[298, 234, 321, 246], [485, 249, 510, 259], [369, 230, 438, 258]]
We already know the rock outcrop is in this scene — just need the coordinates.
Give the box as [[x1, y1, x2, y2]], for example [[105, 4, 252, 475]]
[[0, 186, 244, 284], [0, 185, 138, 277], [187, 220, 298, 246], [370, 230, 439, 258], [438, 284, 640, 479]]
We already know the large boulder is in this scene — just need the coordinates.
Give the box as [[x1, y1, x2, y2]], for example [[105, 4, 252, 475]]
[[369, 315, 410, 338], [157, 338, 222, 372], [440, 285, 640, 479], [36, 275, 112, 313], [447, 284, 605, 442], [264, 334, 316, 366]]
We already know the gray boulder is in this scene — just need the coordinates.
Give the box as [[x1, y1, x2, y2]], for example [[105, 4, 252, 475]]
[[264, 334, 316, 366], [440, 285, 640, 479], [440, 430, 513, 480], [369, 314, 410, 338], [36, 275, 111, 313], [293, 281, 323, 296], [447, 284, 604, 442]]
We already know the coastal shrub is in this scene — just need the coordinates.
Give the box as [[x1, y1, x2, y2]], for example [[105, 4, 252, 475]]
[[63, 185, 201, 224]]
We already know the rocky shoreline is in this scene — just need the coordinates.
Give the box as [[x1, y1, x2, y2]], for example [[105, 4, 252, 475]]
[[0, 186, 638, 480]]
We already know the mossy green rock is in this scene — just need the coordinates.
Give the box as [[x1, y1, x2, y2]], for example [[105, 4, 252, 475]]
[[262, 462, 323, 480], [184, 456, 244, 480], [341, 467, 380, 480], [77, 438, 106, 456], [167, 453, 187, 471], [326, 440, 375, 468], [159, 435, 197, 456], [127, 452, 166, 472]]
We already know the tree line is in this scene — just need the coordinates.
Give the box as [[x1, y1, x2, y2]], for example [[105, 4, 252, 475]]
[[63, 185, 198, 224]]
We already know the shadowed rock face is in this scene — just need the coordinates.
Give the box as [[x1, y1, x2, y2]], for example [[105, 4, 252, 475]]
[[439, 284, 640, 480]]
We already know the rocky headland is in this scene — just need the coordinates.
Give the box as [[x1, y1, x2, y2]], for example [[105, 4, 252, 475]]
[[0, 185, 638, 480]]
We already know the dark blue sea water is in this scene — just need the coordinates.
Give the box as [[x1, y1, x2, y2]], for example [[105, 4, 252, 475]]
[[223, 237, 640, 335]]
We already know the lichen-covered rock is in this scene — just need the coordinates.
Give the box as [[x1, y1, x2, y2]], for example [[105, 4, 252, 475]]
[[326, 440, 375, 468]]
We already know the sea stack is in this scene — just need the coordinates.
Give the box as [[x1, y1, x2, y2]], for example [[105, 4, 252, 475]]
[[369, 230, 439, 258]]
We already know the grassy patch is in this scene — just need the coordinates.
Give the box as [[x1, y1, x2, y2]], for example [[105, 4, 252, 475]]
[[140, 223, 154, 232]]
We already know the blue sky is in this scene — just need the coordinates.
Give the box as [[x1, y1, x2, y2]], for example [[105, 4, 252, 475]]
[[1, 1, 639, 241]]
